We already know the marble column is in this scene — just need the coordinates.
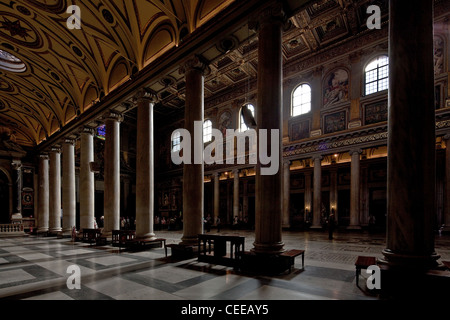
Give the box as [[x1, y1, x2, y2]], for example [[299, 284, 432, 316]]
[[252, 1, 285, 255], [311, 156, 322, 229], [103, 112, 123, 237], [381, 0, 439, 270], [37, 155, 49, 233], [330, 167, 338, 222], [233, 169, 240, 221], [444, 134, 450, 232], [282, 160, 291, 229], [213, 172, 220, 226], [80, 127, 95, 230], [11, 160, 22, 216], [179, 56, 209, 245], [134, 90, 157, 240], [49, 148, 62, 234], [62, 139, 76, 235], [243, 179, 248, 221], [304, 171, 312, 224], [348, 149, 362, 229]]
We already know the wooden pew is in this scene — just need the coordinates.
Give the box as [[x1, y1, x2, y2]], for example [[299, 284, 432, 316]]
[[111, 230, 136, 249], [82, 228, 102, 246], [280, 249, 305, 273], [355, 256, 377, 287], [197, 234, 245, 269]]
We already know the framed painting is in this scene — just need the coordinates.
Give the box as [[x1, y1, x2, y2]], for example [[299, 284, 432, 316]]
[[324, 111, 346, 134], [289, 119, 310, 141]]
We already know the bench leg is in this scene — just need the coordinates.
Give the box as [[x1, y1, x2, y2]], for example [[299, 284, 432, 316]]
[[356, 268, 360, 287], [302, 253, 304, 269]]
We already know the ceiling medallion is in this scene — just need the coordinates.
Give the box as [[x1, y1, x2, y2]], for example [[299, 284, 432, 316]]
[[0, 49, 26, 73], [0, 13, 42, 48]]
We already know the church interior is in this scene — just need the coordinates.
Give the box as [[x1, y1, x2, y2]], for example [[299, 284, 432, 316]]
[[0, 0, 450, 303]]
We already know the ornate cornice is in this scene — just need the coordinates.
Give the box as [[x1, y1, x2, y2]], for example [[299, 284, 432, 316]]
[[283, 118, 450, 159]]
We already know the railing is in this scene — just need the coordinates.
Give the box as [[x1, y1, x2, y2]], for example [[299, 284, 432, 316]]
[[0, 223, 24, 234]]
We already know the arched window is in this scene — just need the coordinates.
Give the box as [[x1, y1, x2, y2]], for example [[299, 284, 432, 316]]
[[292, 84, 311, 117], [171, 131, 181, 152], [365, 55, 389, 95], [240, 104, 255, 132], [203, 120, 212, 143]]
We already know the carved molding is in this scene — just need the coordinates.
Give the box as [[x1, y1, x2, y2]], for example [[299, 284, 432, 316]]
[[283, 118, 450, 158]]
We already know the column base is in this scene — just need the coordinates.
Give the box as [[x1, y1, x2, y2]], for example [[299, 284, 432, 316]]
[[37, 228, 49, 234], [309, 225, 323, 230], [180, 236, 199, 247], [48, 228, 62, 235], [240, 251, 291, 275], [136, 233, 156, 241], [251, 241, 284, 256], [346, 225, 362, 231], [378, 262, 450, 299], [380, 249, 441, 271]]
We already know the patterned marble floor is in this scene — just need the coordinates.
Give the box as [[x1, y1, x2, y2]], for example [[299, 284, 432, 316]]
[[0, 229, 449, 302]]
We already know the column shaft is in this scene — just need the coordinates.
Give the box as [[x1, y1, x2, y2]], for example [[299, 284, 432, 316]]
[[443, 135, 450, 232], [349, 149, 361, 229], [37, 155, 49, 233], [382, 0, 438, 269], [49, 149, 62, 233], [213, 172, 220, 226], [62, 141, 76, 234], [104, 114, 121, 236], [312, 156, 322, 229], [80, 130, 95, 229], [282, 160, 291, 229], [233, 170, 240, 221], [180, 56, 208, 245], [304, 171, 312, 225], [253, 3, 285, 255], [11, 161, 22, 215], [135, 93, 156, 240]]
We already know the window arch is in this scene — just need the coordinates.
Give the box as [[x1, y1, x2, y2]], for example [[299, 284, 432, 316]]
[[171, 131, 181, 152], [292, 83, 311, 117], [240, 104, 255, 132], [203, 119, 212, 143], [365, 55, 389, 95]]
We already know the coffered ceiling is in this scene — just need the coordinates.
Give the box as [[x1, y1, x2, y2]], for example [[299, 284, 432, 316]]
[[0, 0, 447, 149]]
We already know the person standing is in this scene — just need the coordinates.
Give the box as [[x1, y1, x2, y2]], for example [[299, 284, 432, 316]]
[[328, 210, 336, 240]]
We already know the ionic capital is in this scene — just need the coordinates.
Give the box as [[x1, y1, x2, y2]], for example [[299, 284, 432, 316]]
[[179, 55, 211, 76], [249, 1, 288, 31], [133, 88, 158, 105], [104, 110, 124, 123]]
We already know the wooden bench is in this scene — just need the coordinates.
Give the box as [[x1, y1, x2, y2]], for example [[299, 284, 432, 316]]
[[442, 261, 450, 270], [280, 249, 305, 273], [111, 230, 136, 249], [82, 228, 102, 245], [198, 234, 245, 269], [133, 238, 167, 256], [355, 256, 377, 287]]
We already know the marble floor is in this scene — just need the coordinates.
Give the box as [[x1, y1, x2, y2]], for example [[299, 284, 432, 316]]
[[0, 228, 449, 302]]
